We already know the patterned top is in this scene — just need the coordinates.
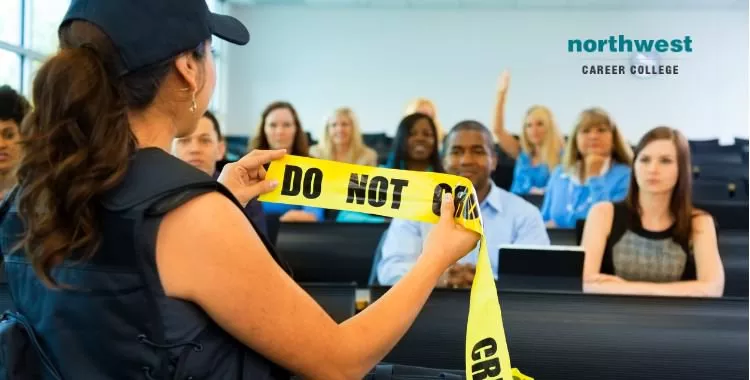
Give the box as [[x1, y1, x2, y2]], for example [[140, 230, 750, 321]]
[[602, 202, 696, 282]]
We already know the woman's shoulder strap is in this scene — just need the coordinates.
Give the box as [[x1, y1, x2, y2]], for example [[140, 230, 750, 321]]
[[608, 201, 631, 242], [104, 148, 293, 275], [100, 148, 224, 213]]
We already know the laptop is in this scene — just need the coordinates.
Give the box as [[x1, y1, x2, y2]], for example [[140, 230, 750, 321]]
[[496, 245, 585, 292]]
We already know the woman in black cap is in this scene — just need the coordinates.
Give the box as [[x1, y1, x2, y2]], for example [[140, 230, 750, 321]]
[[0, 0, 479, 379]]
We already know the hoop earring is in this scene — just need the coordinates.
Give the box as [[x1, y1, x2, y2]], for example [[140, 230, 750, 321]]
[[189, 93, 197, 113]]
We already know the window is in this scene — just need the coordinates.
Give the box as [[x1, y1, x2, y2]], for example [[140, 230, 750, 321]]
[[0, 50, 22, 90], [0, 0, 22, 45], [27, 0, 70, 55], [206, 0, 227, 118], [21, 59, 42, 97], [0, 0, 68, 97], [1, 0, 227, 117]]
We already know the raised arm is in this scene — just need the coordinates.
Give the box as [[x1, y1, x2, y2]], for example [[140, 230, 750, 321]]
[[492, 70, 521, 159], [156, 192, 479, 380]]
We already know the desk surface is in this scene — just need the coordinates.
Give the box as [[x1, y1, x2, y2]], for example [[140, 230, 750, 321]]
[[369, 288, 748, 380]]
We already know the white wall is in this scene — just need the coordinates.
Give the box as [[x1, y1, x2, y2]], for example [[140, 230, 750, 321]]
[[224, 6, 748, 145]]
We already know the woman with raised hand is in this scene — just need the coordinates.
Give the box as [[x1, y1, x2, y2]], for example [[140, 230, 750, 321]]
[[540, 107, 633, 229], [581, 126, 724, 298], [491, 71, 565, 196], [0, 1, 479, 379]]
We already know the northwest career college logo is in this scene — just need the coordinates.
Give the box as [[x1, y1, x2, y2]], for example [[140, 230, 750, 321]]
[[570, 35, 689, 77]]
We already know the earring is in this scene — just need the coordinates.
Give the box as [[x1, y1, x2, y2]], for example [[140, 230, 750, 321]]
[[189, 93, 197, 113]]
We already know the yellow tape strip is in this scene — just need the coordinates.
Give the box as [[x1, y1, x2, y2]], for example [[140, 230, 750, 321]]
[[259, 155, 531, 380]]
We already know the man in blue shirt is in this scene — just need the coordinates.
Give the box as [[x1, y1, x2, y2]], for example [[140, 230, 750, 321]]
[[377, 120, 550, 286]]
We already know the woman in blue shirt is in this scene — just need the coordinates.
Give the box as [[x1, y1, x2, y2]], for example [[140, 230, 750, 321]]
[[491, 71, 565, 195], [337, 112, 444, 223], [541, 107, 633, 229], [249, 101, 324, 222]]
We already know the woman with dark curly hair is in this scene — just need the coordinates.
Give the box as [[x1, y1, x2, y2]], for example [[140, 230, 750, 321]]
[[0, 85, 30, 199]]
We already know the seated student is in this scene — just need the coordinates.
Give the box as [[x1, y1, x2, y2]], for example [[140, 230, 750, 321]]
[[541, 108, 633, 229], [172, 110, 268, 238], [404, 97, 445, 146], [377, 120, 550, 286], [309, 107, 378, 166], [0, 86, 30, 200], [336, 112, 443, 223], [581, 127, 724, 298], [249, 101, 324, 222], [490, 71, 565, 195]]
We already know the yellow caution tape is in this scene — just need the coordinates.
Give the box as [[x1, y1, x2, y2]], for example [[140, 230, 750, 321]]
[[512, 368, 533, 380], [259, 155, 531, 380]]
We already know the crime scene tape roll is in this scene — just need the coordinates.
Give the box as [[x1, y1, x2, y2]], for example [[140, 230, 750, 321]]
[[259, 155, 532, 380]]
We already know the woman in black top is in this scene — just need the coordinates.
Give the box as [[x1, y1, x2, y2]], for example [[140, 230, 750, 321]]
[[581, 126, 724, 297], [4, 0, 480, 378]]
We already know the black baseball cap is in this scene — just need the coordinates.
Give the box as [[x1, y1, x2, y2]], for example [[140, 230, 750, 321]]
[[61, 0, 250, 76]]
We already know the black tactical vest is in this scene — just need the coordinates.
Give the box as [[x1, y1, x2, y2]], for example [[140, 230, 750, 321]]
[[0, 148, 291, 379]]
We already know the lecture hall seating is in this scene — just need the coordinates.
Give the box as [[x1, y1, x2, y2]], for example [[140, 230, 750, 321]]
[[275, 222, 388, 286]]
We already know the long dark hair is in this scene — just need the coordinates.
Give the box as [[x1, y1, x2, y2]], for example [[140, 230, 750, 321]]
[[385, 112, 443, 172], [16, 21, 206, 287], [625, 126, 697, 248], [248, 101, 309, 156]]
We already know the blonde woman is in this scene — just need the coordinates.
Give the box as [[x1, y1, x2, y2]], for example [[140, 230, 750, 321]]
[[310, 107, 378, 166], [491, 71, 565, 195], [405, 97, 445, 145], [540, 108, 633, 229]]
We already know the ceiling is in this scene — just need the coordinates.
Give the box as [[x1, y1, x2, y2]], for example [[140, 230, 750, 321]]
[[225, 0, 748, 10]]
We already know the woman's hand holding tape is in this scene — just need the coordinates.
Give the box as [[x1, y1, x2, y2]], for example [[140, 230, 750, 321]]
[[218, 149, 286, 206], [425, 193, 482, 276]]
